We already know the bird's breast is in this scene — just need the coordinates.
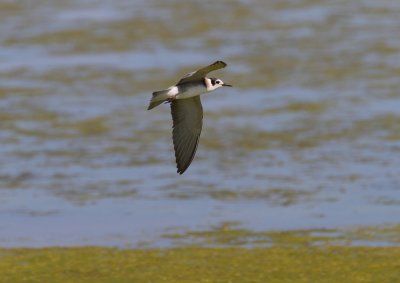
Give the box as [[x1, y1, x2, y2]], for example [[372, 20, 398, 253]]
[[176, 83, 207, 99]]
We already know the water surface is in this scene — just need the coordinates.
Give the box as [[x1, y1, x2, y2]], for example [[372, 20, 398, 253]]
[[0, 0, 400, 247]]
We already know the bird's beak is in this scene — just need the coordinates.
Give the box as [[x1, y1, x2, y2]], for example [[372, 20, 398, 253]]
[[223, 83, 233, 87]]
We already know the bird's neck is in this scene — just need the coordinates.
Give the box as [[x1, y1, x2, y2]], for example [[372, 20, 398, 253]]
[[204, 77, 213, 91]]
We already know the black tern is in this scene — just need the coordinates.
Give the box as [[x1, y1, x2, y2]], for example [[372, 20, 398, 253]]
[[147, 61, 232, 174]]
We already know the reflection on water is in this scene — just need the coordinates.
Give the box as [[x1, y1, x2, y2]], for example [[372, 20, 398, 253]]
[[1, 0, 400, 247]]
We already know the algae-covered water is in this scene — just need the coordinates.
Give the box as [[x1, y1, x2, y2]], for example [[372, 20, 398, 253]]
[[1, 0, 400, 247]]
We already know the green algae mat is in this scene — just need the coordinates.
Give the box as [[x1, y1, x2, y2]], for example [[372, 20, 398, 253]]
[[1, 247, 399, 283]]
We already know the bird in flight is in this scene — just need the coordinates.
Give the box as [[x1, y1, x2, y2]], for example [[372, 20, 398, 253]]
[[147, 61, 232, 174]]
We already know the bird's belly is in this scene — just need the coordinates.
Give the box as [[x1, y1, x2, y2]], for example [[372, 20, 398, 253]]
[[175, 84, 206, 99]]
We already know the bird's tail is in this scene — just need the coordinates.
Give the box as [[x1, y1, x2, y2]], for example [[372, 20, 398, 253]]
[[147, 90, 169, 110]]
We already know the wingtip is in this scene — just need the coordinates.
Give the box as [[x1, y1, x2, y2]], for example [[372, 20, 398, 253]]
[[214, 60, 227, 68], [176, 165, 188, 175]]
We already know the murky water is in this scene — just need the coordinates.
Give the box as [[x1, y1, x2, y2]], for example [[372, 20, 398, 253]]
[[0, 0, 399, 247]]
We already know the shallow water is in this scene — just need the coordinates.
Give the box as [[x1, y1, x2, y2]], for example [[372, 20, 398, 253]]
[[0, 0, 400, 247]]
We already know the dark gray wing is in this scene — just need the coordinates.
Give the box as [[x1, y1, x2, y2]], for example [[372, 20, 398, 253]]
[[171, 96, 203, 174], [177, 61, 227, 85]]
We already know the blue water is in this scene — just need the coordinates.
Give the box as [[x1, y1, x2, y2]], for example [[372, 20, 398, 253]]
[[0, 0, 400, 247]]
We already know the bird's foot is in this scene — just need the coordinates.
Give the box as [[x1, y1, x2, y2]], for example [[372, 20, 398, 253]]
[[165, 96, 176, 104]]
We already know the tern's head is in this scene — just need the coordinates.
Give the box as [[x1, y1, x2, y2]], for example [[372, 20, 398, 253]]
[[206, 77, 232, 91]]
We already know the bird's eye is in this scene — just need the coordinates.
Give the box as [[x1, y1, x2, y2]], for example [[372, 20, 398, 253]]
[[216, 81, 220, 84]]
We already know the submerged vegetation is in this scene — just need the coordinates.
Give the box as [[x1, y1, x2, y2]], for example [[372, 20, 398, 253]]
[[162, 223, 400, 247]]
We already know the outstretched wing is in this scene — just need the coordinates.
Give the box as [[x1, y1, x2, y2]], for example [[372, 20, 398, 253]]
[[170, 96, 203, 174], [177, 61, 227, 85]]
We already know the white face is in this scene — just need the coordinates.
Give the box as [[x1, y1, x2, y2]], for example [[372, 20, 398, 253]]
[[212, 79, 223, 90], [208, 78, 231, 91]]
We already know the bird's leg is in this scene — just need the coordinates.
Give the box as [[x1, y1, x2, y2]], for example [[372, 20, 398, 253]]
[[165, 96, 176, 104]]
